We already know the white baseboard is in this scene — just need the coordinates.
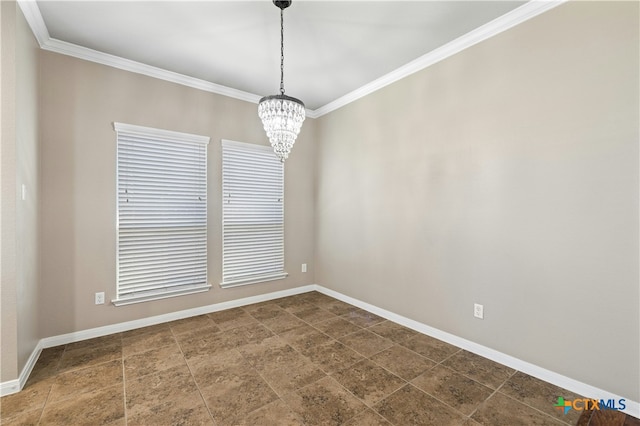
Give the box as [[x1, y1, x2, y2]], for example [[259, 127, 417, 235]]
[[0, 285, 314, 396], [314, 285, 640, 419], [0, 341, 42, 397], [3, 282, 638, 420], [41, 285, 316, 348]]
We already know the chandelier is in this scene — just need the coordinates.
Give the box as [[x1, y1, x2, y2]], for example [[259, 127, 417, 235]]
[[258, 0, 305, 162]]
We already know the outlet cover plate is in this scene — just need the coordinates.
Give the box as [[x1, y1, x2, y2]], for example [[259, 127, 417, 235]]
[[474, 303, 484, 319]]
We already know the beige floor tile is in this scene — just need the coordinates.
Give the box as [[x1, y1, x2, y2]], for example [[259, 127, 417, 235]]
[[301, 340, 364, 375], [124, 341, 185, 380], [319, 299, 359, 316], [239, 336, 325, 394], [187, 348, 247, 389], [400, 333, 461, 362], [280, 324, 334, 352], [126, 393, 213, 426], [368, 321, 418, 344], [39, 384, 124, 425], [411, 364, 493, 415], [333, 359, 406, 407], [0, 375, 52, 420], [274, 295, 314, 311], [121, 323, 170, 339], [624, 414, 640, 425], [0, 407, 43, 426], [472, 392, 564, 425], [244, 302, 285, 321], [314, 317, 362, 339], [177, 327, 236, 359], [122, 328, 177, 357], [208, 307, 258, 331], [260, 311, 308, 334], [589, 410, 636, 426], [172, 323, 222, 345], [297, 291, 335, 305], [260, 357, 326, 396], [236, 399, 304, 425], [338, 329, 394, 358], [291, 305, 337, 323], [374, 384, 467, 425], [500, 371, 583, 424], [49, 359, 123, 403], [168, 314, 219, 335], [576, 410, 593, 426], [57, 342, 122, 373], [237, 335, 296, 369], [126, 364, 199, 418], [199, 368, 278, 424], [64, 334, 121, 352], [441, 350, 515, 389], [341, 308, 385, 328], [343, 408, 392, 425], [26, 347, 64, 383], [221, 323, 275, 348], [283, 376, 367, 425], [370, 345, 436, 381]]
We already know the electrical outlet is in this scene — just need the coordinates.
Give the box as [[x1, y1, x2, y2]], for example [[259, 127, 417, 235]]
[[95, 292, 105, 305], [474, 303, 484, 319], [301, 263, 307, 273]]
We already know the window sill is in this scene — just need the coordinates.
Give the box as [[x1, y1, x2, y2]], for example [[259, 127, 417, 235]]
[[112, 284, 212, 306], [220, 272, 288, 289]]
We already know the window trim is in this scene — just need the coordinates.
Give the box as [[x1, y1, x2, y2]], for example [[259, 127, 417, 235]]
[[113, 122, 211, 306]]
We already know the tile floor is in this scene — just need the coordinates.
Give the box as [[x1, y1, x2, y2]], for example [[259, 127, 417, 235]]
[[1, 291, 637, 425]]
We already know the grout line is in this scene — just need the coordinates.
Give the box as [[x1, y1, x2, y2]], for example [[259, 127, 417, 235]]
[[584, 409, 594, 426], [120, 335, 128, 426], [435, 347, 464, 366], [35, 351, 63, 424], [170, 324, 219, 425], [407, 379, 478, 421], [494, 370, 580, 426], [492, 388, 571, 425]]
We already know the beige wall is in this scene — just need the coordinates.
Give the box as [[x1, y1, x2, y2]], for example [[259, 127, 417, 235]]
[[1, 2, 40, 382], [39, 52, 316, 337], [15, 0, 40, 377], [315, 1, 639, 401], [1, 0, 19, 383]]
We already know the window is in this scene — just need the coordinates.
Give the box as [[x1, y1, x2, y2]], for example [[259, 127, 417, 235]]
[[114, 123, 210, 305], [221, 140, 286, 288]]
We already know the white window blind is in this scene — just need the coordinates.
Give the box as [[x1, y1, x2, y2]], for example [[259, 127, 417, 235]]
[[114, 123, 210, 305], [221, 140, 287, 288]]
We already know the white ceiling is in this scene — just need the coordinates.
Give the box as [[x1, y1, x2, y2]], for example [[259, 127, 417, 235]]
[[30, 1, 535, 112]]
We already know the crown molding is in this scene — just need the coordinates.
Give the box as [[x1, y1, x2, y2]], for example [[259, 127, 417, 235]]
[[41, 38, 262, 104], [16, 0, 261, 104], [312, 0, 567, 117], [18, 0, 566, 119], [16, 0, 49, 46]]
